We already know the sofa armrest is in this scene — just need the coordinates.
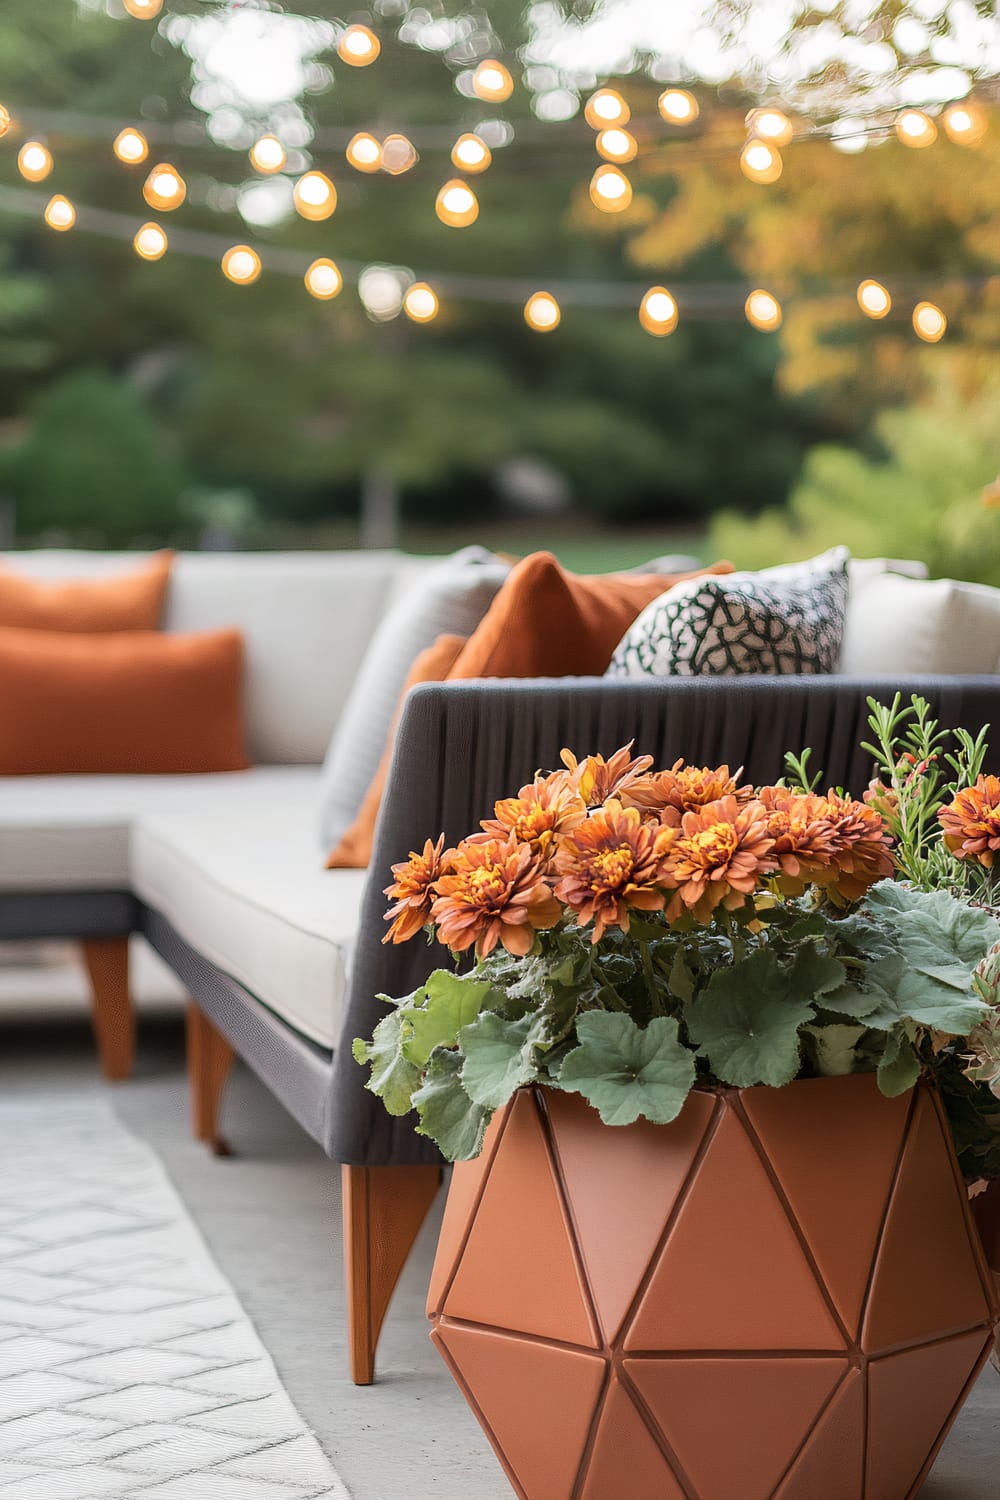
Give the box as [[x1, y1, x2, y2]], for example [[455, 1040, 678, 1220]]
[[328, 673, 1000, 1164]]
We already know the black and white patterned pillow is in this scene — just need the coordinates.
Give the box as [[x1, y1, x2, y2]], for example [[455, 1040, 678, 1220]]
[[607, 547, 850, 679]]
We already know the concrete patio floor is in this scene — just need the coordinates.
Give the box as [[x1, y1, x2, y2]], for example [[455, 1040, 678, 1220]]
[[1, 974, 998, 1498]]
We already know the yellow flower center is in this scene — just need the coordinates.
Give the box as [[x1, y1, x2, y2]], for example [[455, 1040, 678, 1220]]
[[590, 845, 634, 889], [465, 865, 505, 904], [689, 823, 738, 867]]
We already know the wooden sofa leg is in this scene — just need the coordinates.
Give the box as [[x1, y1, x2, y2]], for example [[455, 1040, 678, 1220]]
[[186, 1002, 235, 1156], [81, 937, 134, 1081], [343, 1163, 442, 1385]]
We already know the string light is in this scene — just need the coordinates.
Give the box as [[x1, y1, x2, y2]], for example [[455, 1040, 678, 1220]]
[[745, 289, 783, 330], [589, 164, 632, 212], [857, 279, 891, 319], [221, 245, 262, 286], [524, 291, 560, 332], [472, 60, 514, 103], [17, 142, 53, 183], [658, 89, 699, 125], [596, 128, 637, 164], [943, 101, 987, 145], [0, 105, 10, 138], [746, 107, 793, 146], [740, 139, 783, 183], [639, 286, 678, 336], [403, 282, 439, 323], [913, 300, 946, 341], [585, 88, 630, 128], [293, 171, 336, 221], [451, 133, 492, 173], [113, 128, 148, 165], [134, 222, 168, 260], [435, 179, 479, 228], [382, 134, 417, 175], [43, 195, 75, 232], [249, 135, 286, 174], [143, 163, 186, 211], [123, 0, 163, 17], [895, 109, 937, 148], [304, 257, 342, 299], [346, 132, 383, 173], [337, 24, 380, 67]]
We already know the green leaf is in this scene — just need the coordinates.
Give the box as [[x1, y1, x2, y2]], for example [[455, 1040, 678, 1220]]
[[686, 949, 815, 1088], [412, 1048, 489, 1161], [402, 971, 496, 1068], [791, 943, 846, 998], [866, 882, 1000, 981], [849, 955, 989, 1035], [877, 1028, 922, 1098], [803, 1022, 867, 1077], [558, 1012, 696, 1127], [353, 1010, 421, 1117], [460, 1011, 543, 1109], [668, 947, 695, 1003]]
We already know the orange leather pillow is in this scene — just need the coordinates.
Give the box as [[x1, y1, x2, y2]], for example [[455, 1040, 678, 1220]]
[[327, 632, 467, 869], [0, 626, 249, 775], [0, 551, 173, 632]]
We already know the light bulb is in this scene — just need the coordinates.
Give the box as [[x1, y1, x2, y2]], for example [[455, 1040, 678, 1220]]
[[0, 106, 10, 139], [435, 179, 479, 228], [472, 60, 514, 104], [896, 109, 937, 148], [596, 128, 637, 164], [451, 133, 492, 174], [249, 135, 286, 174], [382, 134, 417, 175], [943, 101, 987, 145], [639, 286, 678, 336], [113, 128, 148, 165], [524, 291, 560, 332], [43, 195, 75, 232], [346, 132, 383, 173], [740, 139, 783, 184], [222, 245, 262, 286], [293, 171, 336, 221], [589, 164, 632, 213], [584, 88, 630, 129], [123, 0, 163, 16], [657, 89, 698, 125], [913, 301, 946, 342], [857, 279, 891, 319], [17, 142, 53, 183], [134, 222, 168, 260], [304, 258, 343, 300], [338, 24, 380, 66], [142, 163, 186, 211], [746, 107, 793, 146], [745, 289, 782, 331], [403, 283, 439, 323]]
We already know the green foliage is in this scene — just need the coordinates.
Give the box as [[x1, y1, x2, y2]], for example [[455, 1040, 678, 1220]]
[[686, 949, 832, 1088], [558, 1013, 696, 1126]]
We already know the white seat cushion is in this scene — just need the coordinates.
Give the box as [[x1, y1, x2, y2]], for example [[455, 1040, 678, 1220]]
[[0, 767, 319, 891], [131, 797, 367, 1049]]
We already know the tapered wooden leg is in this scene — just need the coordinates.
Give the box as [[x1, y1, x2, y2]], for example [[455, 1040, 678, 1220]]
[[81, 937, 134, 1081], [343, 1163, 442, 1385], [186, 1002, 235, 1156]]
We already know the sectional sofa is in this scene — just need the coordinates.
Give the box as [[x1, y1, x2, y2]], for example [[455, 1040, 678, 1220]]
[[2, 548, 999, 1385]]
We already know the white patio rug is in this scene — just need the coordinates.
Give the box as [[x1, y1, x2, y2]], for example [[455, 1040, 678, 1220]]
[[0, 1095, 350, 1500]]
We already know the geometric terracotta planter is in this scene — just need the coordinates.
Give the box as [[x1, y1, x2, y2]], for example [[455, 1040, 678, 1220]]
[[428, 1076, 998, 1500]]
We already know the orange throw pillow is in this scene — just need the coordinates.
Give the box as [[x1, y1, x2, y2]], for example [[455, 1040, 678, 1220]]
[[0, 626, 249, 775], [327, 632, 467, 869], [0, 551, 173, 632]]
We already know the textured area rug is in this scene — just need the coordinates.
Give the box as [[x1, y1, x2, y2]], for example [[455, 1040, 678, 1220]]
[[0, 1096, 349, 1499]]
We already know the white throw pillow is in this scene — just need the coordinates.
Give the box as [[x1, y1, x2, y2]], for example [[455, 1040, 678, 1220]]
[[839, 573, 1000, 674], [317, 547, 509, 850]]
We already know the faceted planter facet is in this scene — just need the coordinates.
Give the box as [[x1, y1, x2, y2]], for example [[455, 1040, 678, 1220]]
[[427, 1077, 998, 1500]]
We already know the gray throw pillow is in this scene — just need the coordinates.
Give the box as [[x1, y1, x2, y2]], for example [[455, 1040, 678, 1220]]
[[607, 547, 850, 679], [317, 547, 509, 850]]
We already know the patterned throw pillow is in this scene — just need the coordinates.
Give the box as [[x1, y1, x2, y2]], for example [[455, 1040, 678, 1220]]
[[607, 547, 850, 679]]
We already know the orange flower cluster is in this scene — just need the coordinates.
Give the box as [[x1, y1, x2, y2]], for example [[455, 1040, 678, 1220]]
[[940, 775, 1000, 868], [382, 745, 895, 955]]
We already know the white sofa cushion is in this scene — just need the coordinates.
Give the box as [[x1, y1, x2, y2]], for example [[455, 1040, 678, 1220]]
[[131, 797, 366, 1049], [0, 766, 318, 891], [840, 573, 1000, 674]]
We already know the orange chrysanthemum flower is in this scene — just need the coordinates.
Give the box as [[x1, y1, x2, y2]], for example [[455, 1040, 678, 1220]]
[[383, 835, 450, 945], [812, 791, 895, 902], [940, 776, 1000, 868], [471, 773, 587, 861], [554, 799, 675, 942], [626, 759, 753, 817], [663, 795, 775, 922], [758, 786, 843, 893], [560, 743, 654, 808], [431, 837, 561, 958]]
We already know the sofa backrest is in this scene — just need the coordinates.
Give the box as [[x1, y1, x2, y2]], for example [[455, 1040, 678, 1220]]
[[4, 550, 437, 764]]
